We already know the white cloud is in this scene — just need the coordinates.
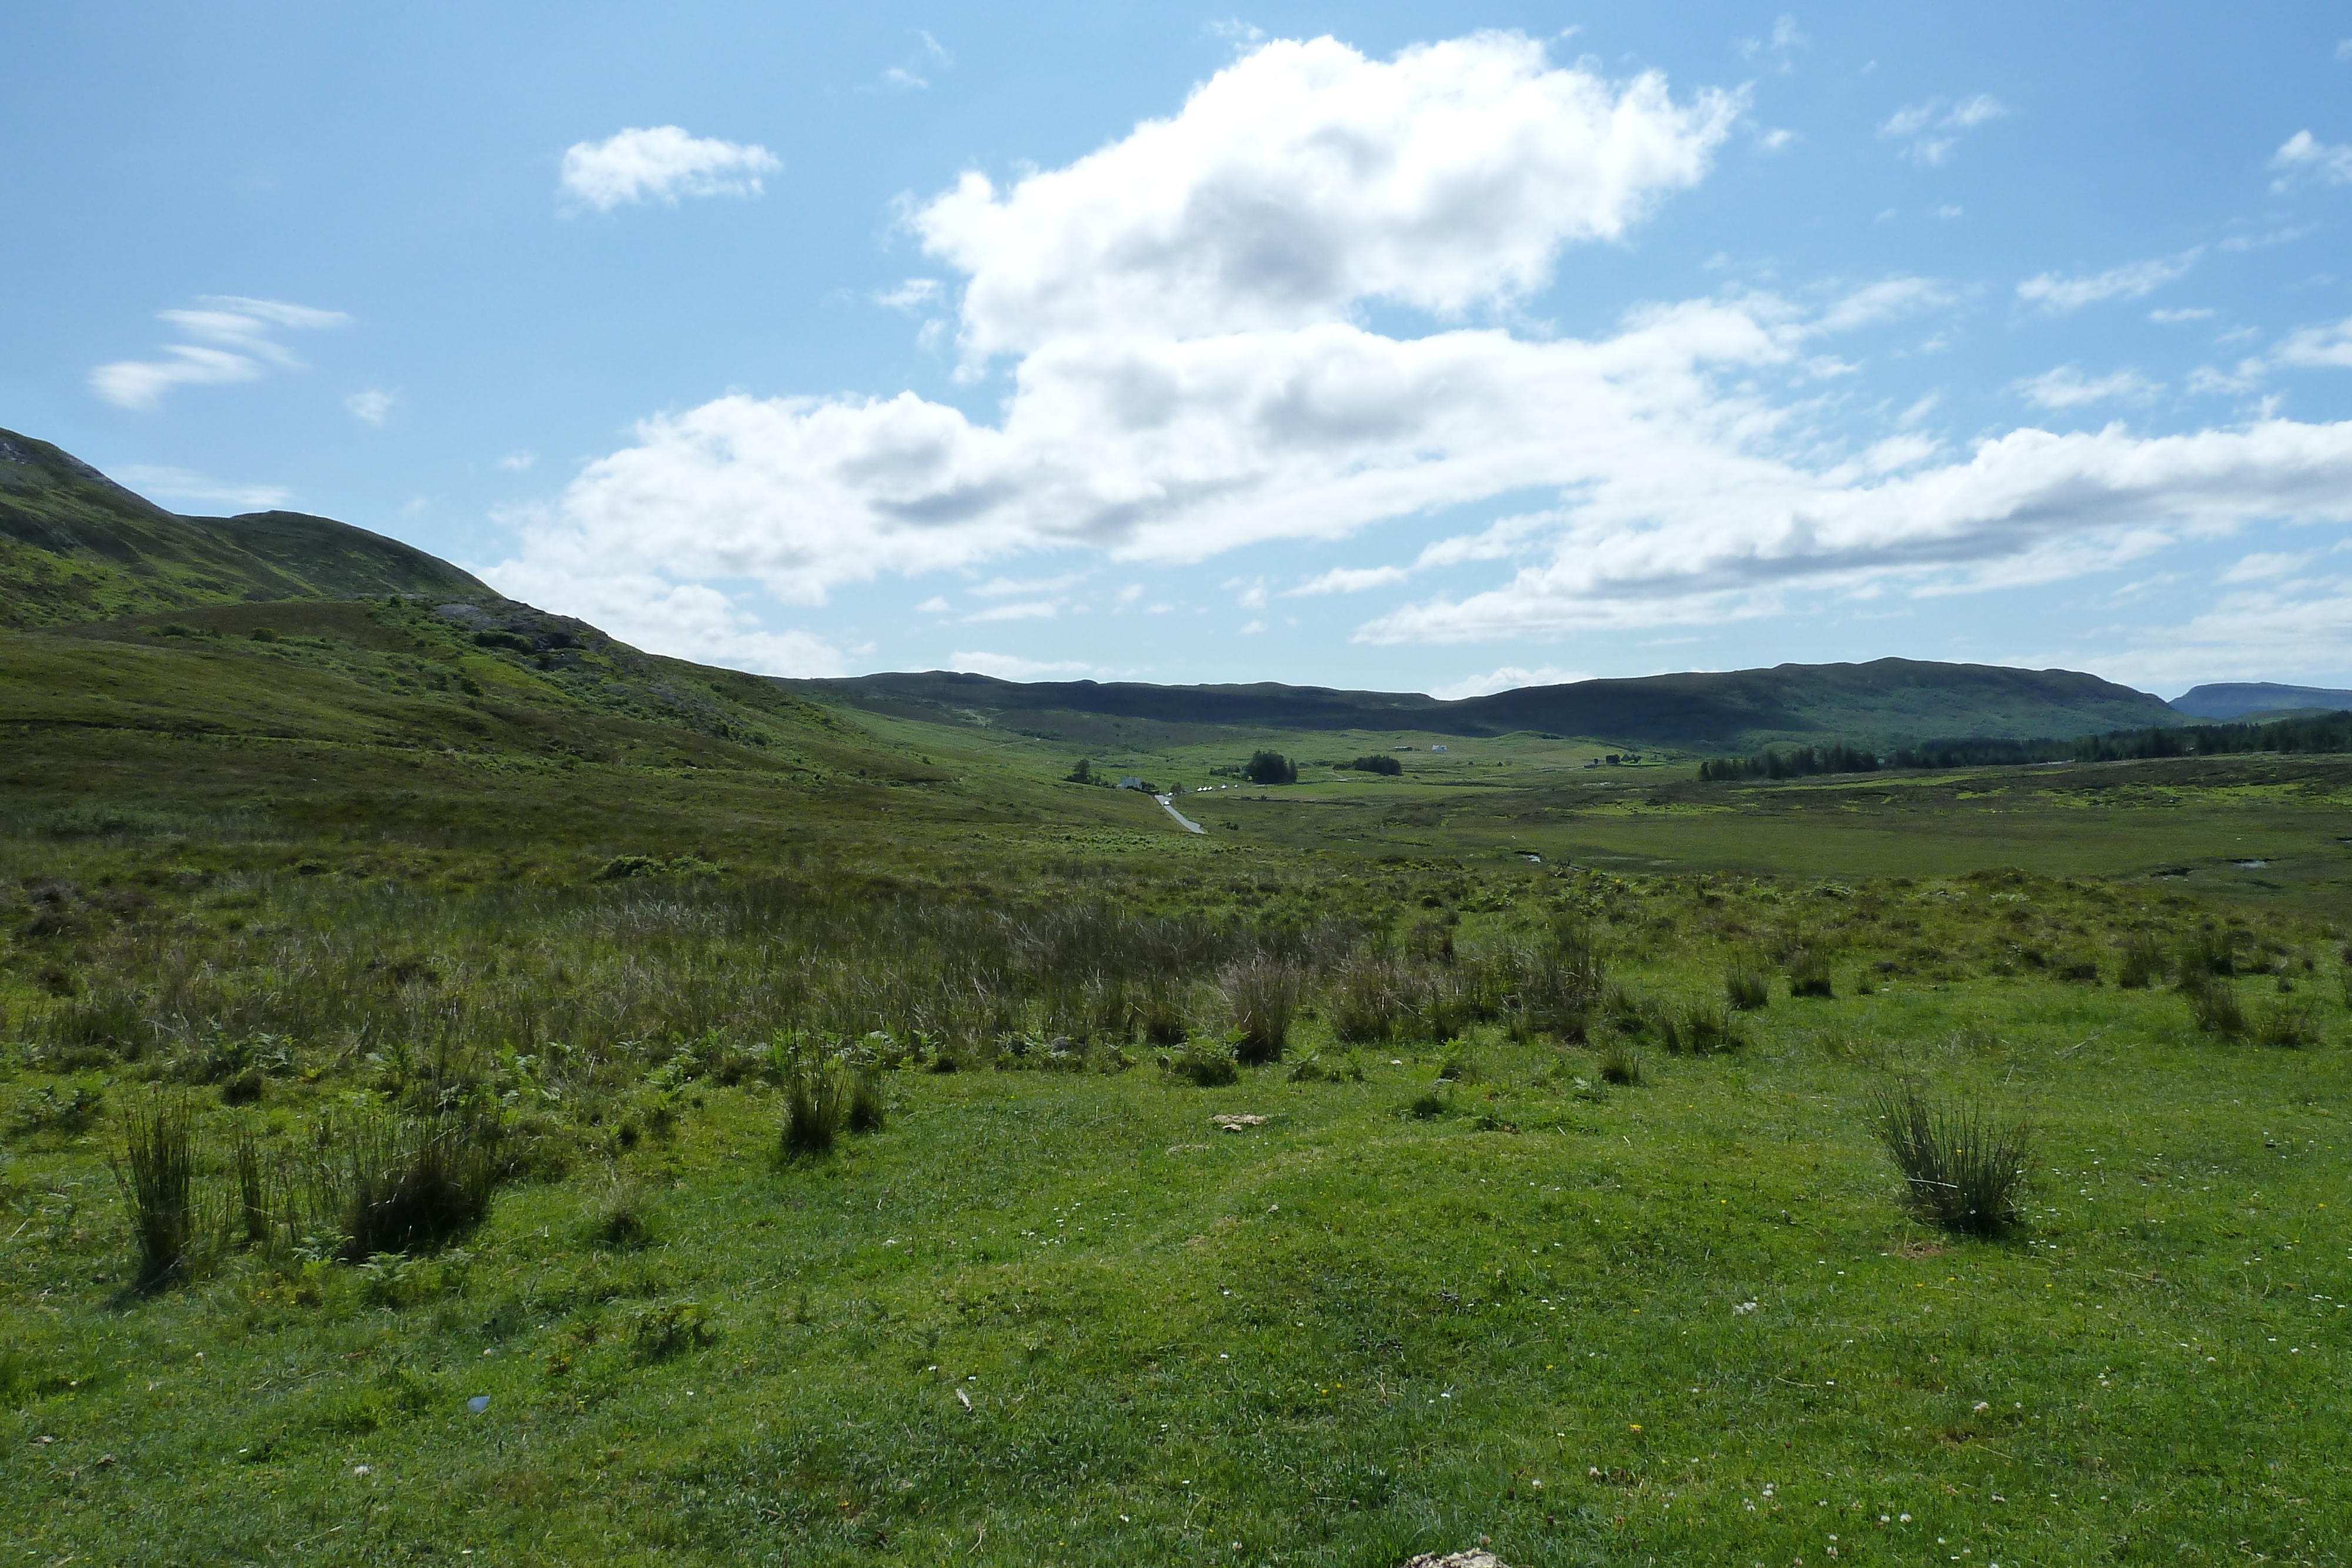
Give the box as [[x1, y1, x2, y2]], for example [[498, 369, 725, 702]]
[[2337, 38, 2352, 62], [1928, 203, 1963, 220], [2220, 550, 2316, 583], [2016, 250, 2199, 313], [499, 450, 536, 472], [915, 595, 951, 614], [2013, 365, 2161, 409], [2074, 576, 2352, 689], [882, 29, 953, 91], [475, 549, 846, 677], [947, 650, 1092, 679], [971, 571, 1087, 597], [1225, 575, 1269, 609], [489, 31, 2352, 669], [913, 33, 1739, 361], [1879, 93, 2006, 166], [1756, 128, 1799, 152], [1288, 564, 1410, 595], [111, 465, 291, 510], [2149, 307, 2213, 323], [875, 278, 943, 312], [2274, 316, 2352, 369], [2269, 131, 2352, 190], [89, 295, 350, 410], [1357, 419, 2352, 644], [1428, 664, 1594, 699], [558, 126, 780, 212], [1733, 15, 1805, 72], [346, 389, 395, 425], [964, 600, 1057, 621]]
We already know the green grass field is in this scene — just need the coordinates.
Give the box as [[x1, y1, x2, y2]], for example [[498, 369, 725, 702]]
[[6, 590, 2352, 1564]]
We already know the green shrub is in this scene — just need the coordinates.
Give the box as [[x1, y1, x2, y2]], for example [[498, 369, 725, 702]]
[[1224, 959, 1299, 1065], [631, 1299, 712, 1362], [1598, 1044, 1642, 1085], [1167, 1038, 1239, 1087], [1339, 755, 1403, 775], [2176, 928, 2237, 982], [1870, 1084, 2030, 1237], [590, 1179, 656, 1250], [248, 626, 278, 643], [472, 628, 536, 654], [1242, 750, 1297, 785], [1725, 961, 1772, 1011], [1404, 1087, 1450, 1120], [1434, 1045, 1482, 1085], [113, 1094, 196, 1290]]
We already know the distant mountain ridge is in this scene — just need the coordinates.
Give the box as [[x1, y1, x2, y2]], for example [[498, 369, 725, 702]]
[[786, 658, 2183, 755], [2170, 681, 2352, 721], [0, 426, 487, 627]]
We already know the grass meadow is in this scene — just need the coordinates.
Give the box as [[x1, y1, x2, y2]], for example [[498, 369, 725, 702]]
[[4, 798, 2349, 1566]]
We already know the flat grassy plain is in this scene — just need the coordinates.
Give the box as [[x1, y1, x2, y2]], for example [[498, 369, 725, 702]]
[[4, 667, 2352, 1563]]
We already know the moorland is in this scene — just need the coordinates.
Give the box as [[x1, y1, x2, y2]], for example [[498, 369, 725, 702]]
[[4, 428, 2350, 1566]]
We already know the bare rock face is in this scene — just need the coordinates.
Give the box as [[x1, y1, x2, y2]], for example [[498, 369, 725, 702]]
[[1400, 1553, 1511, 1568]]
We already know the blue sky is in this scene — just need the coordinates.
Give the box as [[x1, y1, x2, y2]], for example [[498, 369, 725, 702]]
[[6, 3, 2351, 698]]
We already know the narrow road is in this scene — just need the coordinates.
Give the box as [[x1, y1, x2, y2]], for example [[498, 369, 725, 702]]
[[1155, 794, 1206, 834]]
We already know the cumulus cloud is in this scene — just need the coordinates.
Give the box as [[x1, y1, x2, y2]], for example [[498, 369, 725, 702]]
[[1879, 93, 2006, 166], [491, 30, 2352, 667], [912, 33, 1740, 361], [112, 465, 291, 510], [499, 450, 536, 472], [1429, 664, 1594, 699], [476, 544, 846, 676], [2269, 130, 2352, 191], [2012, 365, 2161, 409], [559, 126, 780, 211], [90, 296, 350, 410], [2016, 250, 2199, 313]]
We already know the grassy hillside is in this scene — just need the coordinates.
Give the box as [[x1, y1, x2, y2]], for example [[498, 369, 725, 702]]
[[0, 427, 487, 628], [790, 657, 2181, 755]]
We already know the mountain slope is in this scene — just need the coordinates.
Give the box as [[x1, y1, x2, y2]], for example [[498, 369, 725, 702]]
[[2171, 681, 2352, 721], [789, 657, 2181, 753], [0, 426, 487, 627]]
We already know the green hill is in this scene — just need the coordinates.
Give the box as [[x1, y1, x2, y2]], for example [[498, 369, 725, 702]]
[[2170, 680, 2352, 721], [0, 426, 487, 627], [789, 657, 2181, 754]]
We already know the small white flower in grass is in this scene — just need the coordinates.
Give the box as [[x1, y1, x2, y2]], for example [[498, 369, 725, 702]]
[[1973, 1400, 1989, 1411], [353, 1465, 371, 1476], [1735, 1300, 1759, 1315]]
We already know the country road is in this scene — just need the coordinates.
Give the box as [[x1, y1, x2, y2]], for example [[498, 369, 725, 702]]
[[1155, 794, 1206, 834]]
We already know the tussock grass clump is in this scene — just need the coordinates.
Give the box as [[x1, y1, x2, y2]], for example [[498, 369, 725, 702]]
[[1725, 960, 1772, 1011], [2186, 980, 2249, 1038], [847, 1065, 888, 1133], [313, 1111, 500, 1261], [1135, 977, 1192, 1047], [113, 1093, 196, 1290], [1404, 1086, 1450, 1120], [2176, 927, 2238, 982], [1598, 1042, 1642, 1085], [1787, 948, 1835, 998], [1658, 1003, 1746, 1057], [2256, 998, 2321, 1049], [1224, 959, 1299, 1065], [591, 1179, 657, 1250], [229, 1119, 273, 1251], [782, 1051, 847, 1159], [1870, 1084, 2030, 1238], [1329, 958, 1406, 1044], [2117, 931, 2167, 990]]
